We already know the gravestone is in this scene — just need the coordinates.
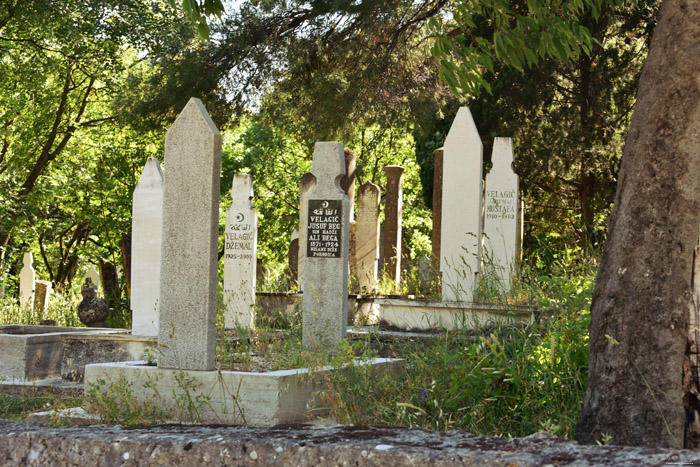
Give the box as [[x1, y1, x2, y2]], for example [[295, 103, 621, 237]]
[[418, 255, 431, 290], [158, 98, 221, 371], [19, 252, 35, 308], [223, 174, 258, 329], [441, 107, 483, 302], [355, 182, 380, 293], [131, 157, 164, 336], [83, 265, 100, 291], [431, 147, 443, 280], [349, 220, 358, 284], [302, 142, 350, 348], [297, 173, 316, 287], [383, 165, 404, 285], [33, 280, 53, 318], [341, 148, 356, 221], [483, 137, 519, 292], [99, 259, 120, 310], [288, 226, 299, 285]]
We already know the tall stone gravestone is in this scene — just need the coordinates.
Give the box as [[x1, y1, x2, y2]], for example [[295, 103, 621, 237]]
[[383, 165, 404, 285], [297, 173, 315, 288], [158, 98, 221, 371], [131, 157, 164, 336], [441, 107, 483, 302], [355, 182, 380, 293], [223, 174, 258, 329], [19, 252, 35, 308], [483, 137, 519, 292], [302, 142, 350, 349], [431, 147, 444, 280]]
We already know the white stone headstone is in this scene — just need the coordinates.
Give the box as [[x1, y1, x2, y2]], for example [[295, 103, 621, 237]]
[[441, 107, 483, 302], [158, 98, 221, 371], [84, 265, 100, 291], [131, 157, 164, 336], [223, 174, 258, 329], [483, 137, 519, 292], [355, 182, 380, 293], [19, 252, 35, 308], [302, 142, 350, 348]]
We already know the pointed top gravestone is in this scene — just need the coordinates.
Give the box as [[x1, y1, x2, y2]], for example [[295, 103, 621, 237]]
[[223, 174, 258, 329], [302, 142, 350, 348], [131, 157, 164, 336], [19, 252, 35, 308], [441, 107, 483, 302], [158, 98, 221, 371], [483, 137, 519, 292]]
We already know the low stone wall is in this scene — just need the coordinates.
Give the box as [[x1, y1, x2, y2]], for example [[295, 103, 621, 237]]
[[0, 421, 697, 466]]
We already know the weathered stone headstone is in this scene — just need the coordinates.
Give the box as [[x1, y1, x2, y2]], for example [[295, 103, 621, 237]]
[[19, 252, 35, 308], [349, 220, 358, 284], [418, 255, 431, 290], [431, 147, 443, 280], [355, 182, 380, 293], [158, 98, 221, 371], [288, 226, 299, 285], [33, 280, 52, 317], [83, 265, 100, 291], [297, 173, 315, 287], [382, 165, 404, 285], [223, 174, 258, 329], [483, 137, 519, 292], [131, 157, 164, 337], [441, 107, 483, 302], [341, 148, 357, 221], [302, 142, 350, 348]]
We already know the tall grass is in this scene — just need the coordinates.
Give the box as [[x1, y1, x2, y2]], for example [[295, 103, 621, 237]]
[[322, 258, 596, 439], [0, 291, 82, 327]]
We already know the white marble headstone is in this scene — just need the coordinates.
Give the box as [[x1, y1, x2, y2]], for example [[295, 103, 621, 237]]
[[83, 265, 100, 290], [302, 142, 350, 348], [158, 98, 221, 371], [223, 174, 258, 330], [483, 137, 519, 292], [131, 157, 164, 336], [19, 252, 35, 308], [440, 107, 483, 302]]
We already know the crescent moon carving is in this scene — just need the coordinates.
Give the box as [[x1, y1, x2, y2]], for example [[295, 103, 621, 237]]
[[235, 213, 245, 222], [322, 201, 329, 208]]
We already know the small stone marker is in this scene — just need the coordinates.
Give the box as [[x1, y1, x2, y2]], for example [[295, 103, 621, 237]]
[[19, 252, 35, 308], [356, 182, 380, 293], [223, 174, 258, 329], [158, 98, 221, 371], [441, 107, 483, 302], [483, 137, 519, 292], [33, 280, 53, 317], [83, 265, 100, 291], [431, 147, 443, 281], [297, 172, 315, 287], [131, 157, 164, 336], [383, 165, 404, 285], [302, 142, 350, 348]]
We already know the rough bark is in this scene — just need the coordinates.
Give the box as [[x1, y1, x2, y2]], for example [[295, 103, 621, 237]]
[[576, 0, 700, 448]]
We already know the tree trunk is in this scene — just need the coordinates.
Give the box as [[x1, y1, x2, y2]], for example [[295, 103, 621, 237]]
[[576, 0, 700, 448]]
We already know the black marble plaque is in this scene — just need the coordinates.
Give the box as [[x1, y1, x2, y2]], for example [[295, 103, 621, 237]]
[[307, 199, 343, 258]]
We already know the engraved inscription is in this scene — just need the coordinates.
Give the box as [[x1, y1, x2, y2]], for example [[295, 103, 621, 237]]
[[307, 199, 342, 258]]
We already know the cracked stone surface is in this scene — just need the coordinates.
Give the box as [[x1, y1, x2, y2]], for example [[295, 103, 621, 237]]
[[0, 421, 699, 466]]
